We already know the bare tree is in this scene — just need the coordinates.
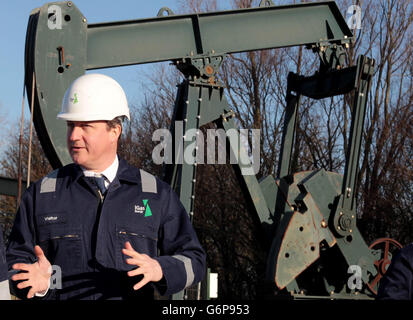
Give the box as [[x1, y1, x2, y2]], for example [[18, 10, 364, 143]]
[[0, 120, 52, 243], [118, 63, 181, 176], [353, 0, 413, 245]]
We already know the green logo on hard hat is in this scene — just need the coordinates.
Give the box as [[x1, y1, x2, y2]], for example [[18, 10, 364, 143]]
[[142, 199, 152, 217], [70, 93, 79, 104]]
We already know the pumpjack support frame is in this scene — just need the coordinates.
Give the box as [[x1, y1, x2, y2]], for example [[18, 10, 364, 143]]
[[20, 0, 393, 299]]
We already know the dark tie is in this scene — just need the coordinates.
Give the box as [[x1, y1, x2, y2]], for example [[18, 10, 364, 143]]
[[94, 174, 107, 195]]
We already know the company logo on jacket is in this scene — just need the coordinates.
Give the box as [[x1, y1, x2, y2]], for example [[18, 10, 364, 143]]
[[134, 199, 152, 217]]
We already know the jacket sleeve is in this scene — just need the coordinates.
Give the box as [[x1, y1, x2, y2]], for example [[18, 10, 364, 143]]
[[377, 244, 413, 300], [6, 187, 56, 300], [153, 185, 206, 296]]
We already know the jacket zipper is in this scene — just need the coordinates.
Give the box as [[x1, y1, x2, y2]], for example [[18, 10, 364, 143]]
[[50, 234, 79, 240], [118, 231, 157, 241]]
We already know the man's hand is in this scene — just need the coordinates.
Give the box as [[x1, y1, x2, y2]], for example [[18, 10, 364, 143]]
[[122, 241, 163, 291], [11, 245, 51, 299]]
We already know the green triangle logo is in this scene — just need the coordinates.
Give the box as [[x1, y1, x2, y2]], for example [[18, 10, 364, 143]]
[[143, 199, 152, 217]]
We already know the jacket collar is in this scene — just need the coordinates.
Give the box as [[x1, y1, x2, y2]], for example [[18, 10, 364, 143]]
[[116, 158, 140, 184], [81, 156, 119, 184], [69, 157, 140, 185]]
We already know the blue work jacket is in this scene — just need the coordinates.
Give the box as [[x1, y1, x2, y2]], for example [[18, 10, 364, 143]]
[[377, 243, 413, 300], [6, 159, 206, 300]]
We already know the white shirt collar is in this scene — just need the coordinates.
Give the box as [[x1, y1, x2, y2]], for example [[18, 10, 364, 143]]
[[81, 155, 119, 184]]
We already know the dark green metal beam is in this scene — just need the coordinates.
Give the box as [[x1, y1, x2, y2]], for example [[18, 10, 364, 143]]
[[340, 56, 375, 212], [0, 177, 27, 197], [86, 1, 352, 69]]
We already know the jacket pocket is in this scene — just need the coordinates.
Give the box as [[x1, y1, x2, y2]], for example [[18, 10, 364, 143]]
[[37, 225, 83, 274], [115, 225, 158, 271]]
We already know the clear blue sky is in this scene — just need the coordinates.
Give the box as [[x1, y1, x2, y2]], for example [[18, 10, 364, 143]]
[[0, 0, 179, 144]]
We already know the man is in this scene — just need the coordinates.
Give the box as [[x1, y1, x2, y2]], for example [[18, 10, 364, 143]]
[[377, 243, 413, 300], [6, 73, 206, 300], [0, 226, 10, 300]]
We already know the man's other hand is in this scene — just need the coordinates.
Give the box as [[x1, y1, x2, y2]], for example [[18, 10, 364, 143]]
[[11, 245, 51, 299]]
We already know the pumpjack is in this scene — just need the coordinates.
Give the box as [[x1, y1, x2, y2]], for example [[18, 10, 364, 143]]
[[18, 0, 403, 299]]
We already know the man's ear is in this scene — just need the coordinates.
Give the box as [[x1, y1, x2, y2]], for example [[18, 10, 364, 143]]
[[110, 124, 122, 143]]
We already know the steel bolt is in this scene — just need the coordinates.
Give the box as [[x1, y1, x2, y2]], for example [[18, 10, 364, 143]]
[[339, 216, 351, 229], [205, 65, 214, 75]]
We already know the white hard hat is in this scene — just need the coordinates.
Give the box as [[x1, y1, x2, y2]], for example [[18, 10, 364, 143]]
[[58, 73, 130, 121]]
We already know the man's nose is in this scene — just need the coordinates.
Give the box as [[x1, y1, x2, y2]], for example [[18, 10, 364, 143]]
[[68, 126, 81, 141]]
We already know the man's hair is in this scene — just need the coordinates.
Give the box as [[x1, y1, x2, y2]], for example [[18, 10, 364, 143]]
[[106, 116, 125, 141]]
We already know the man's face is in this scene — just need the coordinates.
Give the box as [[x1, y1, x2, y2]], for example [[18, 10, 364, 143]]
[[66, 120, 119, 171]]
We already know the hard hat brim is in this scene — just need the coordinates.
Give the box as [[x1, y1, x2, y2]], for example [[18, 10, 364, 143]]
[[57, 112, 130, 122]]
